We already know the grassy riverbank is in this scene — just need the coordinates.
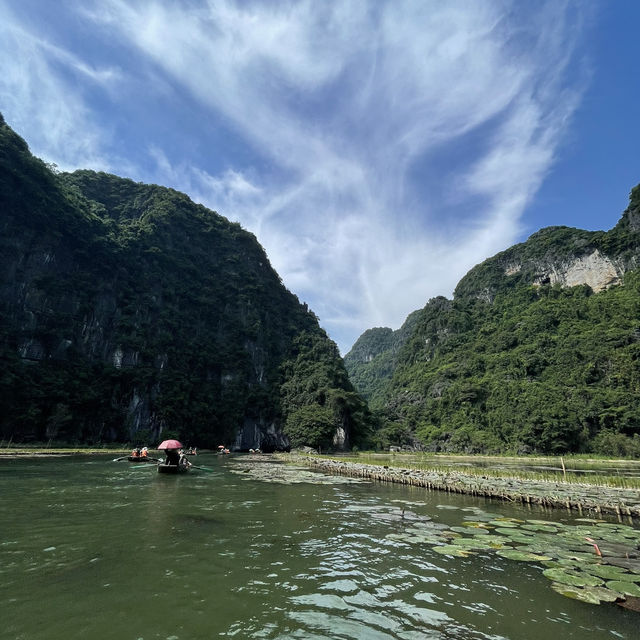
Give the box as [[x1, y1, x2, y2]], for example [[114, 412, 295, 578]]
[[330, 452, 640, 489], [284, 453, 640, 520]]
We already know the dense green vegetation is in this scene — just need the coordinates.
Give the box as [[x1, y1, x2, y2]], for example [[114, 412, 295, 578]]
[[346, 189, 640, 456], [0, 114, 367, 449], [344, 311, 421, 408]]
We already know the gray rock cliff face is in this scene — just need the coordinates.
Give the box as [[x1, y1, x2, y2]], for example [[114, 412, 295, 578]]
[[454, 203, 640, 303]]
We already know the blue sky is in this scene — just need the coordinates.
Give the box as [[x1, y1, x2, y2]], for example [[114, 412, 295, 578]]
[[1, 1, 638, 353]]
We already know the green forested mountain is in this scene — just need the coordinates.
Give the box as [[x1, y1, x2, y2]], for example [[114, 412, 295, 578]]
[[346, 187, 640, 456], [0, 114, 367, 450]]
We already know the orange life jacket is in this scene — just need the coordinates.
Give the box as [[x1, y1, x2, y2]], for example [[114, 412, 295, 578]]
[[141, 450, 147, 458], [131, 450, 139, 457]]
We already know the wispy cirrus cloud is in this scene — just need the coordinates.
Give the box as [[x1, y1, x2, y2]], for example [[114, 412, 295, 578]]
[[0, 4, 121, 171], [0, 1, 591, 351]]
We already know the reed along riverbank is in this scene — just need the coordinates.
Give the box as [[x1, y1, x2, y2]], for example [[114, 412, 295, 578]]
[[286, 455, 640, 521]]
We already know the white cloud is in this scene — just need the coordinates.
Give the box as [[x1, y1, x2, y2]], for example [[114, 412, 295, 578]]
[[0, 5, 120, 171], [1, 1, 590, 352]]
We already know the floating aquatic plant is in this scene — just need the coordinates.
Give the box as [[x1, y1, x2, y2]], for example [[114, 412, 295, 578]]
[[380, 504, 640, 608]]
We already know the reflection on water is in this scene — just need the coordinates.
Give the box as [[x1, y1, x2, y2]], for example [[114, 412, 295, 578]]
[[1, 454, 638, 639]]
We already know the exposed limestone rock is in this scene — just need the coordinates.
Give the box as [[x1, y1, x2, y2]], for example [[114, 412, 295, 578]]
[[532, 250, 622, 292], [504, 263, 521, 276]]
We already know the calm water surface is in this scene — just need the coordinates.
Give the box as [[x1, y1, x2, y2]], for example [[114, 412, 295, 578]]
[[1, 454, 637, 639]]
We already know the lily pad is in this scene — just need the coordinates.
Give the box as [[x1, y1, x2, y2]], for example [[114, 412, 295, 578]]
[[555, 550, 599, 563], [460, 521, 492, 529], [450, 526, 475, 534], [606, 581, 640, 597], [451, 538, 496, 550], [509, 534, 540, 545], [542, 568, 603, 587], [494, 527, 524, 536], [605, 557, 640, 573], [550, 583, 603, 605], [497, 549, 551, 562], [542, 559, 582, 570], [474, 535, 511, 548], [585, 564, 636, 580], [433, 545, 473, 557], [582, 585, 624, 602], [521, 524, 559, 534]]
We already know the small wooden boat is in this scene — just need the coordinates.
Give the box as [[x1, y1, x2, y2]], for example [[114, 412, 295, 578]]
[[157, 462, 190, 474], [128, 456, 158, 462]]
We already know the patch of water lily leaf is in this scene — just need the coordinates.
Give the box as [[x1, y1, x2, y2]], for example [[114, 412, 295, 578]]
[[451, 538, 497, 550], [584, 585, 624, 602], [509, 534, 539, 545], [450, 526, 474, 534], [517, 545, 559, 557], [521, 524, 559, 534], [605, 557, 640, 573], [497, 549, 551, 562], [555, 550, 599, 563], [542, 559, 583, 570], [439, 530, 462, 541], [550, 583, 604, 605], [385, 533, 410, 542], [489, 520, 519, 528], [433, 545, 474, 557], [542, 568, 603, 587], [460, 521, 492, 529], [494, 527, 524, 536], [474, 535, 512, 548], [462, 515, 498, 523], [586, 564, 638, 581], [466, 527, 490, 535], [606, 581, 640, 597], [597, 543, 640, 558]]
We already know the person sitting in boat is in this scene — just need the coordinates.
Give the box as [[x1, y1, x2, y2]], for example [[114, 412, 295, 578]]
[[179, 450, 192, 470], [131, 448, 140, 458], [140, 447, 148, 459], [164, 448, 180, 467]]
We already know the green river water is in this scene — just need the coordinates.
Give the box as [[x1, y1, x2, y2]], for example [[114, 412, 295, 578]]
[[1, 454, 637, 639]]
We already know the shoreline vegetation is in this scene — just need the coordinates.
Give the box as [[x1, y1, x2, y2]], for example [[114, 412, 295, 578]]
[[282, 453, 640, 521]]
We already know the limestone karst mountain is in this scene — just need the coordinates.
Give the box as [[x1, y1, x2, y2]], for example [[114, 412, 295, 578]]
[[0, 114, 367, 450], [346, 186, 640, 455]]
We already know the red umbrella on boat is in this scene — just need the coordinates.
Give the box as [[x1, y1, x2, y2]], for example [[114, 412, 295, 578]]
[[157, 439, 183, 450]]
